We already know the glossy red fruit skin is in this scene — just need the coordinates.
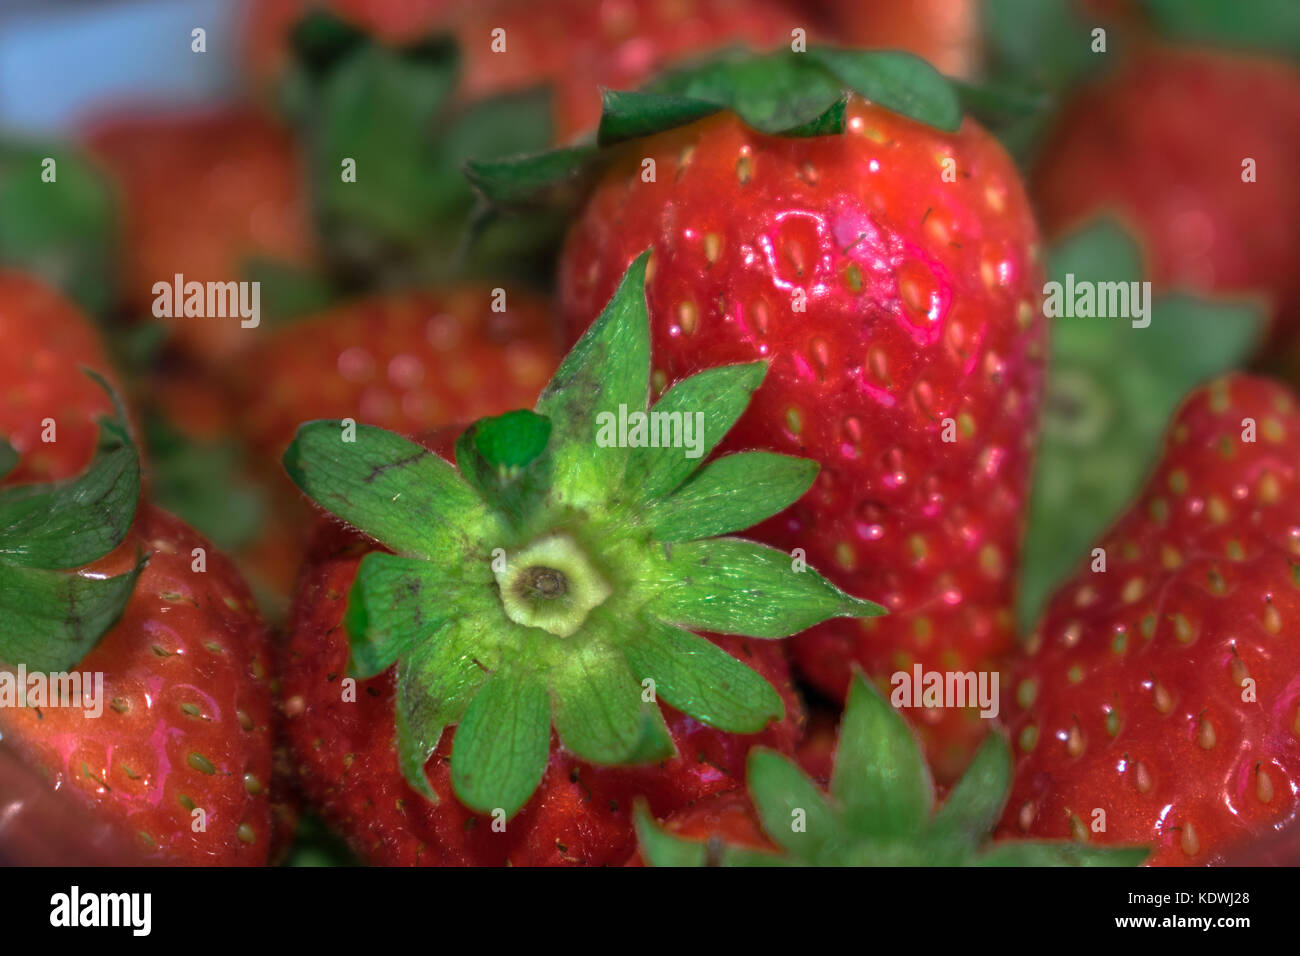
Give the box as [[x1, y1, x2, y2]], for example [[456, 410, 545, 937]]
[[1034, 46, 1300, 341], [999, 375, 1300, 866], [282, 431, 805, 866], [84, 107, 315, 364], [0, 272, 121, 486], [0, 505, 275, 865], [242, 0, 803, 141], [236, 286, 561, 463], [560, 99, 1046, 782]]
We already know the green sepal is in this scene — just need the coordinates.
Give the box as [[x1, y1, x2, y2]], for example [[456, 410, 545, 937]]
[[832, 670, 933, 837], [469, 47, 963, 212], [346, 552, 460, 677], [535, 250, 650, 506], [0, 372, 138, 569], [283, 421, 500, 561], [643, 452, 816, 542], [549, 629, 675, 765], [1018, 219, 1263, 629], [0, 556, 146, 672], [649, 538, 884, 637], [285, 13, 556, 284], [450, 667, 552, 817], [1141, 0, 1300, 59], [0, 138, 118, 316], [638, 672, 1150, 867], [930, 731, 1013, 844], [747, 748, 840, 858], [629, 361, 767, 500], [454, 410, 553, 524], [622, 616, 783, 734], [393, 618, 495, 800]]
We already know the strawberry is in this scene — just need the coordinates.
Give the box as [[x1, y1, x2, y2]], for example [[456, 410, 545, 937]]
[[0, 271, 122, 486], [1032, 46, 1300, 343], [237, 285, 562, 464], [84, 107, 316, 363], [1000, 374, 1300, 865], [487, 48, 1047, 781], [0, 387, 275, 865], [280, 255, 880, 864], [244, 0, 803, 140], [636, 671, 1145, 865]]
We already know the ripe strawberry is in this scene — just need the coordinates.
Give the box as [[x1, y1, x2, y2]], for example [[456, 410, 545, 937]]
[[280, 256, 879, 864], [0, 272, 121, 486], [236, 286, 561, 463], [0, 393, 275, 865], [636, 672, 1144, 865], [85, 107, 315, 363], [243, 0, 803, 141], [1033, 46, 1300, 342], [1000, 374, 1300, 865], [545, 51, 1046, 781]]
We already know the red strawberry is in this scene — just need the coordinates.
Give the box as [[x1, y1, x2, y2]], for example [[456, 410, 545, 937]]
[[1033, 46, 1300, 343], [1000, 374, 1300, 865], [0, 374, 275, 864], [243, 0, 803, 141], [0, 272, 122, 486], [279, 256, 879, 864], [237, 286, 561, 463], [555, 61, 1046, 781], [624, 789, 774, 865], [85, 107, 316, 363]]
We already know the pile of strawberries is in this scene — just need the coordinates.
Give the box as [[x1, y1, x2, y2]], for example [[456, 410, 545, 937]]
[[0, 0, 1298, 868]]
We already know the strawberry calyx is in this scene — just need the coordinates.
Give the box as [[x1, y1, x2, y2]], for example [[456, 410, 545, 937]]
[[282, 253, 883, 817], [637, 671, 1149, 867], [280, 10, 558, 285], [465, 45, 963, 209], [0, 372, 145, 672]]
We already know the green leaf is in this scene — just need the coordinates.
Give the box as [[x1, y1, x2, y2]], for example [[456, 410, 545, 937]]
[[0, 139, 118, 316], [0, 387, 138, 569], [454, 411, 554, 525], [746, 748, 839, 859], [287, 9, 370, 77], [976, 843, 1150, 867], [464, 145, 600, 208], [649, 538, 884, 637], [536, 250, 651, 504], [549, 633, 675, 765], [931, 730, 1012, 844], [0, 438, 16, 481], [630, 361, 767, 500], [832, 674, 933, 837], [1017, 220, 1264, 629], [643, 452, 816, 541], [283, 421, 500, 561], [598, 90, 723, 146], [346, 552, 457, 677], [622, 616, 783, 733], [450, 667, 552, 817], [807, 49, 962, 132], [394, 619, 494, 800], [0, 558, 144, 672]]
